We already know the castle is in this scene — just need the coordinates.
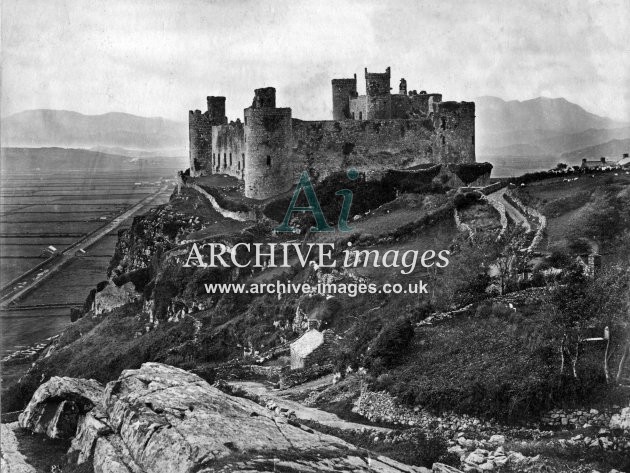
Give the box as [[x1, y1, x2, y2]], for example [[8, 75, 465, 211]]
[[189, 67, 476, 199]]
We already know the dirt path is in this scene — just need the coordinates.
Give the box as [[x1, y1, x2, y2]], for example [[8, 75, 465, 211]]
[[487, 188, 531, 232], [230, 380, 391, 433]]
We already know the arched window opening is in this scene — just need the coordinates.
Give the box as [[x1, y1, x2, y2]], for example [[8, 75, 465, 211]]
[[266, 155, 272, 167]]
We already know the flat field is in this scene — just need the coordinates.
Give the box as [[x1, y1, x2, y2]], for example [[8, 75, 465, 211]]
[[0, 147, 183, 356]]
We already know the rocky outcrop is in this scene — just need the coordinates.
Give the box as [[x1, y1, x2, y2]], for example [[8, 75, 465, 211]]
[[94, 281, 140, 315], [20, 363, 432, 472], [18, 376, 104, 439], [1, 423, 36, 473]]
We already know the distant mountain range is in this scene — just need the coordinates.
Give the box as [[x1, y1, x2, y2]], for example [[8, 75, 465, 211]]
[[475, 96, 629, 159], [1, 99, 629, 169], [1, 110, 187, 154]]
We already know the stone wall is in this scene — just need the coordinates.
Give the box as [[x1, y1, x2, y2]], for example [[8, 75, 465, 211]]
[[540, 407, 618, 429], [279, 363, 334, 389], [291, 118, 438, 181], [184, 183, 256, 221], [504, 190, 547, 252], [211, 121, 245, 179]]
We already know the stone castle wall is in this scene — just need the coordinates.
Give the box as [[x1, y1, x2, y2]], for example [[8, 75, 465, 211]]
[[211, 121, 245, 179], [188, 68, 477, 199]]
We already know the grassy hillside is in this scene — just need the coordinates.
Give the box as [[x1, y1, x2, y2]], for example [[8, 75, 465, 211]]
[[3, 172, 629, 434]]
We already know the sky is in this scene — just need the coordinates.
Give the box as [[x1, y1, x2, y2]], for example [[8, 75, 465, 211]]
[[2, 0, 629, 122]]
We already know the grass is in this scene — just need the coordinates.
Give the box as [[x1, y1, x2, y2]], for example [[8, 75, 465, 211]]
[[298, 419, 458, 469], [369, 305, 619, 422]]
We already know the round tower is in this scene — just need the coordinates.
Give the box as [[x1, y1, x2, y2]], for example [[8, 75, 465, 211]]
[[365, 67, 392, 119], [243, 88, 293, 199], [331, 75, 357, 120]]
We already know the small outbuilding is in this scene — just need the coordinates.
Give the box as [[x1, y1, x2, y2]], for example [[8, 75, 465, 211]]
[[290, 329, 336, 370], [581, 157, 607, 170]]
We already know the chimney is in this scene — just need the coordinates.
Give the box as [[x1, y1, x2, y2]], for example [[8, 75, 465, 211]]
[[582, 158, 587, 164], [600, 157, 606, 163]]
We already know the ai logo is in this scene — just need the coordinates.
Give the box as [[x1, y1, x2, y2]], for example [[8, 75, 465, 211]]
[[275, 169, 359, 233]]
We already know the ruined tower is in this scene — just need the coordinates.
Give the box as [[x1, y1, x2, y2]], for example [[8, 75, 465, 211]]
[[188, 96, 228, 176], [243, 88, 293, 199], [331, 75, 357, 120], [207, 96, 228, 126], [399, 78, 407, 96], [365, 67, 391, 119]]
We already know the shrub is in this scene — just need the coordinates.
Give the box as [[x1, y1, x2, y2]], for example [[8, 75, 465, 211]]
[[366, 316, 414, 371], [454, 191, 481, 209]]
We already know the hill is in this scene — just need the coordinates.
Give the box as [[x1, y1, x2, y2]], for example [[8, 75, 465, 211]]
[[0, 109, 187, 152], [475, 96, 621, 134], [0, 147, 188, 173], [560, 138, 630, 162], [476, 96, 629, 158]]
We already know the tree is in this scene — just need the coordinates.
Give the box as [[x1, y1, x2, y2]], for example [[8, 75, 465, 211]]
[[546, 264, 630, 382]]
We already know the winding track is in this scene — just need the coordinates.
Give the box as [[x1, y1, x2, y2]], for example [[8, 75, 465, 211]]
[[486, 187, 531, 232]]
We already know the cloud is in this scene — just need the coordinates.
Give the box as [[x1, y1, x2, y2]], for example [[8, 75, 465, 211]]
[[1, 0, 628, 121]]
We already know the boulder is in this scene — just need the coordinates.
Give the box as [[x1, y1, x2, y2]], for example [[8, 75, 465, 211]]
[[18, 376, 104, 439], [94, 281, 139, 315], [65, 362, 428, 472]]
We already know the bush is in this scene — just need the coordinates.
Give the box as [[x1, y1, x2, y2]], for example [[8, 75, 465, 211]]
[[454, 191, 481, 209], [366, 316, 414, 371]]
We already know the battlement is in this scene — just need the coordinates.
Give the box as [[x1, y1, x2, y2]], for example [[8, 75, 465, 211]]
[[207, 96, 227, 125], [251, 87, 276, 109]]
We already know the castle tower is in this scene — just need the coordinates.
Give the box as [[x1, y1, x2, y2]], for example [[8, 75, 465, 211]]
[[365, 67, 392, 119], [244, 87, 294, 199], [188, 110, 212, 176], [207, 96, 228, 125], [399, 78, 407, 95], [331, 74, 357, 120]]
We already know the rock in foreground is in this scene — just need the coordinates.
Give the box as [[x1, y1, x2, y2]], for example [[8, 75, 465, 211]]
[[18, 376, 104, 439], [20, 363, 438, 472]]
